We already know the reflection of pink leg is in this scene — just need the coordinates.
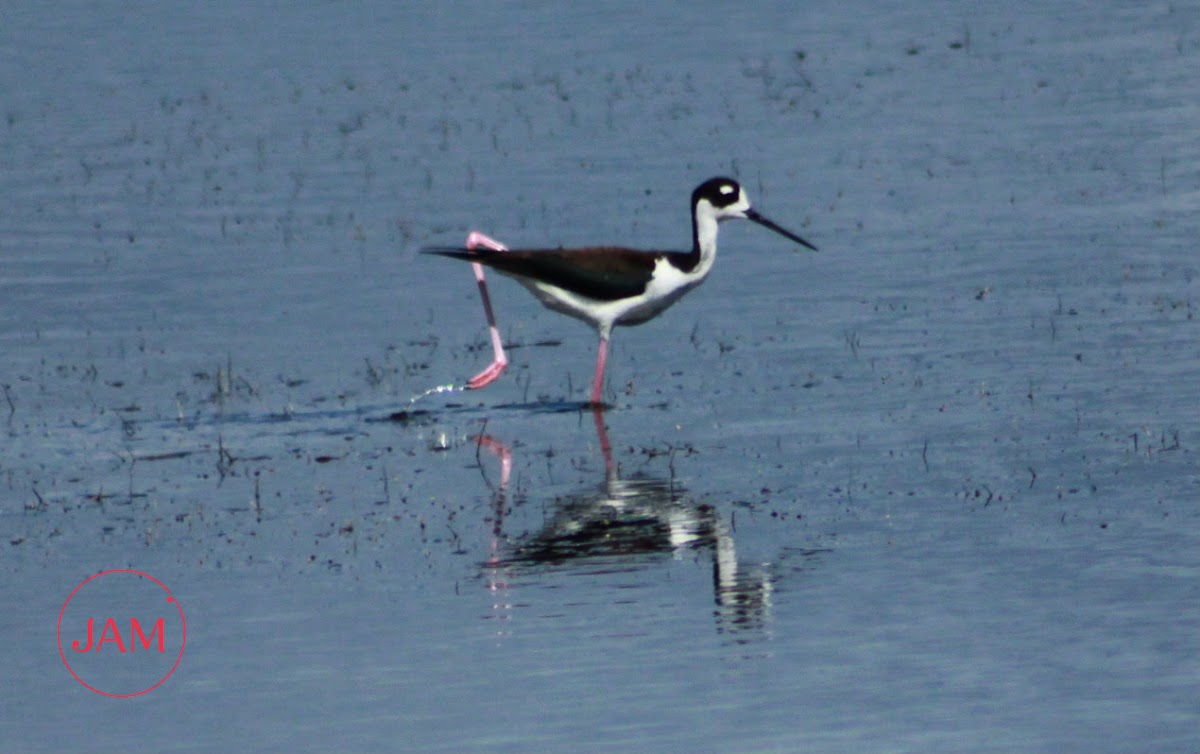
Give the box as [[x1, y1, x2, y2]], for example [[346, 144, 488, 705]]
[[589, 336, 609, 406], [472, 434, 513, 493], [473, 433, 513, 601], [464, 231, 509, 390]]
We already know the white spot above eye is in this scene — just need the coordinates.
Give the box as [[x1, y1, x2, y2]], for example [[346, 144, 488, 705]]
[[719, 184, 735, 194]]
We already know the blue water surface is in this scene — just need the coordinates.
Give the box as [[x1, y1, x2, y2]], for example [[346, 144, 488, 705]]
[[2, 2, 1197, 751]]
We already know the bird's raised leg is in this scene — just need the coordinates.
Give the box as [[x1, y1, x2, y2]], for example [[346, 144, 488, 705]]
[[464, 231, 509, 390]]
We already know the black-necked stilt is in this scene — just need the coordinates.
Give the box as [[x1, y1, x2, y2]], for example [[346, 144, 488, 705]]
[[424, 176, 817, 406]]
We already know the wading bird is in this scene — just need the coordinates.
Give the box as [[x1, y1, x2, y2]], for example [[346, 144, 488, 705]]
[[424, 177, 816, 406]]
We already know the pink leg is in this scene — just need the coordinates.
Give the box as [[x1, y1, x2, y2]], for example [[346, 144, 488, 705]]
[[591, 405, 614, 475], [464, 231, 509, 390], [590, 336, 609, 406]]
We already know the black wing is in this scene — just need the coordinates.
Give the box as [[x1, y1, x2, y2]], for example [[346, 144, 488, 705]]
[[423, 247, 680, 302]]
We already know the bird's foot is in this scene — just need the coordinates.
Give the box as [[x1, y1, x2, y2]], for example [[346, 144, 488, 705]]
[[466, 358, 508, 390]]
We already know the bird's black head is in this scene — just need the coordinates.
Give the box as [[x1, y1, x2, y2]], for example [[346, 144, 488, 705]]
[[692, 177, 744, 211], [690, 175, 818, 252]]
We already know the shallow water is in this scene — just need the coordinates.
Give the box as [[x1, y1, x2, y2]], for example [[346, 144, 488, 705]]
[[2, 1, 1198, 751]]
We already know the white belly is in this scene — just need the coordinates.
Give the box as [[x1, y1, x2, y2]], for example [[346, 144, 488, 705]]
[[511, 257, 710, 337]]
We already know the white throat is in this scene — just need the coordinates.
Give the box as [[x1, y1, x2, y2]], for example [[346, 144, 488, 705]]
[[695, 211, 720, 264]]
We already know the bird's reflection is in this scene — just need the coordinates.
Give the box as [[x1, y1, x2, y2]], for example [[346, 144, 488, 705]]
[[474, 408, 774, 641]]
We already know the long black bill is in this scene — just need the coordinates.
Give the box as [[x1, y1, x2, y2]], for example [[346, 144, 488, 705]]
[[745, 209, 818, 251]]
